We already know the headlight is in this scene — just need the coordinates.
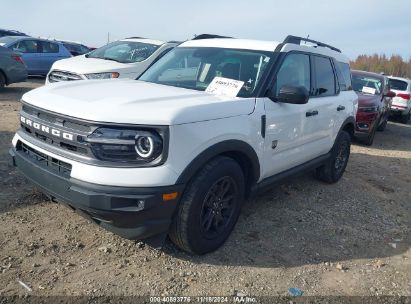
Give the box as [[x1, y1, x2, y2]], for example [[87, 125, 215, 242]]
[[86, 127, 165, 164], [84, 72, 120, 79], [358, 106, 378, 113]]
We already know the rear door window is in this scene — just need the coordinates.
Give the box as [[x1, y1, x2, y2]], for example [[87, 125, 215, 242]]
[[389, 79, 408, 91], [313, 56, 336, 97], [41, 41, 59, 53]]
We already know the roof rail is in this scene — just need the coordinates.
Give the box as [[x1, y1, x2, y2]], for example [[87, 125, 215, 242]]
[[283, 35, 341, 53], [167, 40, 181, 44], [126, 36, 146, 39], [192, 34, 233, 40]]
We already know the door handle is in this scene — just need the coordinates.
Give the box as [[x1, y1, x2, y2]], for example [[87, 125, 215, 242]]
[[306, 110, 318, 117], [337, 105, 345, 111]]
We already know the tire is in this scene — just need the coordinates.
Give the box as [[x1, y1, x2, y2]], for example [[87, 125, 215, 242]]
[[169, 156, 245, 254], [0, 72, 5, 90], [362, 122, 377, 146], [377, 116, 387, 131], [399, 111, 410, 124], [315, 131, 351, 184]]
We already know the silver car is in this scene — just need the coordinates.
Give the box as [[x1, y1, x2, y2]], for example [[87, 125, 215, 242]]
[[0, 45, 27, 89]]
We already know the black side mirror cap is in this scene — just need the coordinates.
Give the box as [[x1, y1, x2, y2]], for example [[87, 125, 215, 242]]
[[268, 85, 309, 104]]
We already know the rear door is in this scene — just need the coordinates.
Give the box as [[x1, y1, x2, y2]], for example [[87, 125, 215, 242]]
[[10, 39, 41, 74], [303, 55, 340, 156], [38, 41, 62, 75]]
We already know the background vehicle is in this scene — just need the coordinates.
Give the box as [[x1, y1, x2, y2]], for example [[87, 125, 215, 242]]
[[0, 36, 71, 76], [0, 45, 27, 89], [0, 28, 28, 38], [59, 40, 92, 56], [352, 70, 395, 145], [46, 37, 179, 83], [388, 76, 411, 124], [10, 35, 357, 254]]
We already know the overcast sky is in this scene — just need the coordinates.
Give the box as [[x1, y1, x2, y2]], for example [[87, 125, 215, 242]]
[[2, 0, 410, 60]]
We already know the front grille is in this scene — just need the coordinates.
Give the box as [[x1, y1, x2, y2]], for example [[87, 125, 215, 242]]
[[20, 103, 94, 157], [17, 141, 72, 176], [48, 70, 83, 83]]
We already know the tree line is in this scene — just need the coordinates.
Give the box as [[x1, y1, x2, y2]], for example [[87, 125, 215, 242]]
[[350, 54, 411, 78]]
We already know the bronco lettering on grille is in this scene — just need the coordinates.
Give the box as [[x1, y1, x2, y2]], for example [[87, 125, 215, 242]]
[[20, 116, 74, 141]]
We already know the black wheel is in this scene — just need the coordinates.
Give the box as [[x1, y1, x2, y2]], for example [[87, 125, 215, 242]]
[[362, 123, 377, 146], [377, 116, 387, 131], [169, 156, 245, 254], [399, 111, 410, 124], [315, 131, 351, 184], [0, 72, 5, 90]]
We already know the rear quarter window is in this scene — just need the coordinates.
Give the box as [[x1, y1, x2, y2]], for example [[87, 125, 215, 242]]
[[336, 62, 352, 91], [389, 79, 408, 91]]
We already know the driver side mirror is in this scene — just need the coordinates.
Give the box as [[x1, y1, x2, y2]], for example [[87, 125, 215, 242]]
[[268, 85, 309, 104], [384, 91, 396, 98]]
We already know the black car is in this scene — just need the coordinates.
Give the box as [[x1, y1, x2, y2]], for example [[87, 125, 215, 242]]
[[0, 29, 28, 38], [59, 41, 91, 56]]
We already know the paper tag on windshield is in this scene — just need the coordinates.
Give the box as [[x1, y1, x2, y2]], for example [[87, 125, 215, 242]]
[[362, 86, 376, 95], [206, 77, 244, 97]]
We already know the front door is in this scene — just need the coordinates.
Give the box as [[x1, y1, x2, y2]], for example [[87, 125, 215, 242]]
[[261, 52, 315, 179]]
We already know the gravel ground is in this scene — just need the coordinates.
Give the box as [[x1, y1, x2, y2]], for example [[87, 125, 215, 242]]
[[0, 80, 410, 301]]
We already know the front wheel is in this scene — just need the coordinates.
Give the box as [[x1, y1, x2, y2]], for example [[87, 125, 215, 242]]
[[169, 156, 245, 254], [315, 131, 351, 184], [0, 73, 5, 90], [377, 116, 388, 131]]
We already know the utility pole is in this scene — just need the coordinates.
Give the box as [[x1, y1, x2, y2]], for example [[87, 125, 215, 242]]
[[107, 32, 110, 44]]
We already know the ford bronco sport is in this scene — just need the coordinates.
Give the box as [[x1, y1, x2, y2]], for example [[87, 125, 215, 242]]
[[10, 35, 357, 254]]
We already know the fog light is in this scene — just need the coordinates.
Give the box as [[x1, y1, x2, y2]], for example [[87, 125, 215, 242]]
[[357, 123, 369, 129]]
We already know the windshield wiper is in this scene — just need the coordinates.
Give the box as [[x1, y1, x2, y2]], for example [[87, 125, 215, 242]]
[[87, 55, 121, 62]]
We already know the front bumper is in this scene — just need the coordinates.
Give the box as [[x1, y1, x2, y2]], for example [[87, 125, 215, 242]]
[[9, 146, 184, 240], [354, 112, 378, 137]]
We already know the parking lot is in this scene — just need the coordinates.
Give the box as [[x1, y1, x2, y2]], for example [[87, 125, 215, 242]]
[[0, 80, 410, 298]]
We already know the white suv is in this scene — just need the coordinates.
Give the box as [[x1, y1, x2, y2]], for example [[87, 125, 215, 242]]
[[10, 35, 357, 254], [388, 76, 411, 123], [46, 37, 178, 84]]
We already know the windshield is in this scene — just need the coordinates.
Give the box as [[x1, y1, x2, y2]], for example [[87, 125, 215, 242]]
[[139, 47, 274, 98], [352, 74, 382, 95], [0, 36, 17, 46], [87, 40, 160, 63]]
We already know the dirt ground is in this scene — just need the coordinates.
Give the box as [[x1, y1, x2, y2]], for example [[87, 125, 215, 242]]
[[0, 80, 410, 301]]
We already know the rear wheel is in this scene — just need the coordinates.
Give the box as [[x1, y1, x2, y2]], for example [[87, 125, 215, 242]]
[[169, 156, 245, 254], [315, 131, 351, 184]]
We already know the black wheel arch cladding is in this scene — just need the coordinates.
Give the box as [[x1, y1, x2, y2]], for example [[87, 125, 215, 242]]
[[176, 140, 260, 191]]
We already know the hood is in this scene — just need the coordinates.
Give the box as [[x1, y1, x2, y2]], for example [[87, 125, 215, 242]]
[[355, 92, 381, 107], [22, 80, 256, 125], [51, 55, 137, 75]]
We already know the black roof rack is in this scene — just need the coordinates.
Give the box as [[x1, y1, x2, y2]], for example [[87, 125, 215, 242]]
[[283, 35, 341, 53], [167, 40, 181, 44], [126, 36, 146, 39], [192, 34, 233, 40]]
